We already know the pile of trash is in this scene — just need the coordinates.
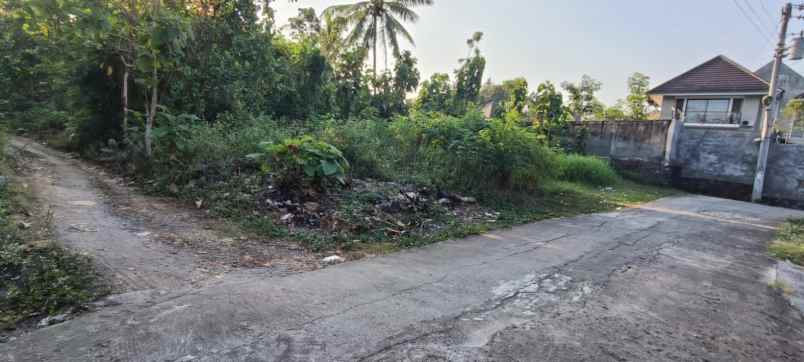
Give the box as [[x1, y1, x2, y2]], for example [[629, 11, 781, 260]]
[[255, 178, 491, 239]]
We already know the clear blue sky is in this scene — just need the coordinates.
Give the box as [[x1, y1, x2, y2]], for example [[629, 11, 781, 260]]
[[273, 0, 804, 105]]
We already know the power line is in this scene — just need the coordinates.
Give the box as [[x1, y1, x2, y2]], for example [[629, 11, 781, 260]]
[[743, 0, 775, 30], [733, 0, 774, 43], [758, 0, 778, 26]]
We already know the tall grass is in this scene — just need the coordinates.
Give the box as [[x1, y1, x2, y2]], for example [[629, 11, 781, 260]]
[[769, 218, 804, 266], [557, 154, 618, 186]]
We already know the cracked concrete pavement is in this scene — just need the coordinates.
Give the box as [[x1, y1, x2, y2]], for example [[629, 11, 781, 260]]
[[3, 195, 804, 361]]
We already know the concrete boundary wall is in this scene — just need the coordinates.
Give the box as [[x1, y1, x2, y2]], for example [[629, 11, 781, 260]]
[[766, 143, 804, 204], [573, 120, 670, 161], [567, 120, 802, 206]]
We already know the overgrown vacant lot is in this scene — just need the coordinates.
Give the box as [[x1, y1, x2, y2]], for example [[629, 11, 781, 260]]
[[81, 113, 675, 257], [0, 0, 674, 260]]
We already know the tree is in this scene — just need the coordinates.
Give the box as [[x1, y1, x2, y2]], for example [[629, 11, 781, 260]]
[[594, 99, 628, 120], [318, 12, 348, 66], [454, 31, 485, 113], [323, 0, 433, 75], [529, 81, 569, 144], [561, 75, 601, 122], [333, 47, 371, 118], [370, 50, 419, 117], [626, 72, 651, 120], [502, 78, 529, 115], [414, 73, 453, 113], [392, 50, 420, 98], [285, 7, 321, 41]]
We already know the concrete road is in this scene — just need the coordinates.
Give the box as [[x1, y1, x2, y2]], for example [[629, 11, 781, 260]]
[[3, 196, 804, 361]]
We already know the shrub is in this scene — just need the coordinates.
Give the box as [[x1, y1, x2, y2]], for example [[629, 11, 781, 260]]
[[251, 135, 350, 191], [557, 154, 618, 186], [422, 117, 556, 191], [769, 219, 804, 266], [320, 118, 394, 180]]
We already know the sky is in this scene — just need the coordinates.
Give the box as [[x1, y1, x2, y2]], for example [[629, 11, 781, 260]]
[[272, 0, 804, 105]]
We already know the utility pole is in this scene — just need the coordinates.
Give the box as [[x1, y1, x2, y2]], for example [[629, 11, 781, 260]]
[[752, 2, 793, 202]]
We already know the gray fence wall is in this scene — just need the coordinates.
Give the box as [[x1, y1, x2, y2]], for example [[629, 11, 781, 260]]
[[766, 143, 804, 203], [674, 127, 759, 185], [578, 120, 670, 161], [570, 120, 801, 206]]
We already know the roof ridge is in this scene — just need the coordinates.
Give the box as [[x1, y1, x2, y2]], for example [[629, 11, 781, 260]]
[[647, 55, 723, 94], [647, 54, 769, 95], [717, 55, 770, 86]]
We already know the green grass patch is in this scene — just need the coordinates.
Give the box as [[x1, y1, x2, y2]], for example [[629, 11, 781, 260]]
[[557, 154, 618, 186], [769, 218, 804, 266]]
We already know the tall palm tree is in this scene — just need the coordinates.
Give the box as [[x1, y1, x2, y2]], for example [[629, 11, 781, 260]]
[[323, 0, 433, 75]]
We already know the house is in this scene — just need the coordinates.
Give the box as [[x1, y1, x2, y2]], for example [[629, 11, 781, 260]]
[[648, 55, 770, 129], [648, 55, 804, 138], [567, 55, 804, 205]]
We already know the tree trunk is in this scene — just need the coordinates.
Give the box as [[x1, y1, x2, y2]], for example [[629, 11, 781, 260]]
[[144, 0, 161, 158], [145, 68, 158, 158], [373, 18, 378, 76], [120, 57, 129, 141]]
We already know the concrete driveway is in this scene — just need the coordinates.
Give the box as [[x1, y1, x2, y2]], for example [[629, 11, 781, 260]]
[[3, 195, 804, 361]]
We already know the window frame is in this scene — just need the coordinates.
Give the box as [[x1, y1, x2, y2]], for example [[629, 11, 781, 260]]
[[676, 96, 747, 127]]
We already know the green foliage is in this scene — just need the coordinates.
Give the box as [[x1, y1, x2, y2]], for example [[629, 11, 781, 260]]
[[561, 75, 602, 122], [626, 72, 652, 119], [595, 99, 628, 120], [467, 118, 557, 190], [321, 118, 395, 179], [530, 81, 570, 145], [454, 32, 485, 113], [414, 73, 454, 114], [252, 136, 350, 191], [557, 154, 618, 186], [323, 0, 433, 74], [769, 219, 804, 266], [501, 78, 529, 115]]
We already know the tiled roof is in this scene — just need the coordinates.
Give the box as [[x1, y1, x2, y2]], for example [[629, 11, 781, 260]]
[[648, 55, 769, 94]]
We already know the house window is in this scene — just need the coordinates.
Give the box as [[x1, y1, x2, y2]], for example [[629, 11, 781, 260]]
[[683, 98, 743, 124]]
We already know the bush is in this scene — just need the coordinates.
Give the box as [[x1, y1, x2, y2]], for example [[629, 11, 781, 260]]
[[320, 118, 394, 180], [557, 154, 618, 186], [419, 116, 557, 191], [251, 135, 350, 191], [769, 219, 804, 266]]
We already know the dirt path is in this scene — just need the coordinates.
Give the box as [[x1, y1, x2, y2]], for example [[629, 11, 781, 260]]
[[9, 137, 318, 292]]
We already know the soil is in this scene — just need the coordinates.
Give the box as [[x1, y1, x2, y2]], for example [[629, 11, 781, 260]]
[[9, 137, 320, 293]]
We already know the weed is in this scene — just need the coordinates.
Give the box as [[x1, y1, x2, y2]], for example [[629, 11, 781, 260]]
[[557, 154, 618, 186], [769, 218, 804, 266]]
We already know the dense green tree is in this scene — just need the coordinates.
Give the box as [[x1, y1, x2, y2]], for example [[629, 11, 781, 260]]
[[626, 72, 651, 119], [414, 73, 453, 113], [529, 81, 569, 144], [594, 99, 628, 120], [368, 50, 419, 118], [561, 75, 601, 122], [454, 31, 485, 114], [323, 0, 433, 75], [502, 78, 529, 115], [333, 47, 370, 118], [285, 7, 321, 40]]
